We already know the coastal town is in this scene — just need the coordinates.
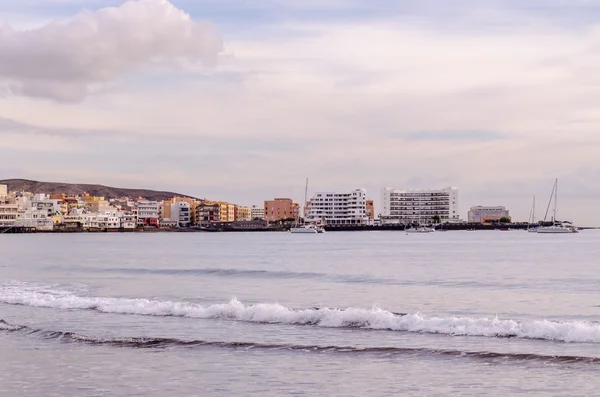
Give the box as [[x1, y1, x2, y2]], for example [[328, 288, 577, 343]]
[[0, 181, 531, 233]]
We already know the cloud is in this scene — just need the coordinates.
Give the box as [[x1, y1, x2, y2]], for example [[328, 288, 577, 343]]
[[0, 0, 223, 102]]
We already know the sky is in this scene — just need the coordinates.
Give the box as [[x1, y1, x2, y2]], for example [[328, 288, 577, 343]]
[[1, 0, 600, 224]]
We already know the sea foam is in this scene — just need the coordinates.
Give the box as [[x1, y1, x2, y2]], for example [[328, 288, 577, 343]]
[[1, 283, 599, 343]]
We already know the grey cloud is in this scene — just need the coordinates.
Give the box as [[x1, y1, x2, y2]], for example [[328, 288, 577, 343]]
[[0, 0, 223, 102]]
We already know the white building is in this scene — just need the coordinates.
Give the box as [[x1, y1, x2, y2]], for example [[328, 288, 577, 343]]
[[121, 212, 137, 229], [96, 212, 122, 229], [381, 187, 459, 224], [17, 208, 54, 231], [251, 205, 265, 220], [136, 200, 160, 226], [171, 201, 191, 227], [306, 188, 369, 225], [0, 184, 7, 198], [468, 206, 510, 223], [31, 198, 61, 217]]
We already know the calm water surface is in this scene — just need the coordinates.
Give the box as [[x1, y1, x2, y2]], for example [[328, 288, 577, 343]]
[[1, 231, 600, 396]]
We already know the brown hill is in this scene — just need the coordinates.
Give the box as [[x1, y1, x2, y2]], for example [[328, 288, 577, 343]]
[[0, 179, 196, 201]]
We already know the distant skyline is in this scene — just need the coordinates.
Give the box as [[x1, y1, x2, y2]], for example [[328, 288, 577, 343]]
[[1, 0, 600, 224]]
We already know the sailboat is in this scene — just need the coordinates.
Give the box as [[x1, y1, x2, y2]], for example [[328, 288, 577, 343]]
[[527, 195, 538, 232], [290, 179, 324, 234], [537, 179, 578, 234]]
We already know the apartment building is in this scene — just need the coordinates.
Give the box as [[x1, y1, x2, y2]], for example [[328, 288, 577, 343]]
[[381, 187, 459, 224], [0, 203, 19, 226], [305, 189, 370, 225], [0, 184, 7, 198], [264, 198, 299, 222], [235, 206, 252, 221], [136, 200, 160, 227], [17, 208, 54, 231], [251, 205, 265, 220], [171, 201, 191, 227], [196, 202, 221, 225]]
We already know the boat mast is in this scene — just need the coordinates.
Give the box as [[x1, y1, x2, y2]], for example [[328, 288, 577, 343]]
[[528, 195, 535, 230], [533, 195, 536, 224], [553, 178, 558, 225], [300, 178, 309, 225], [543, 180, 556, 222]]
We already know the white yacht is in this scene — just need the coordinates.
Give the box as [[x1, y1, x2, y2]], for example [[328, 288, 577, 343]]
[[290, 178, 325, 234], [290, 224, 323, 234], [536, 179, 578, 234], [537, 224, 577, 234]]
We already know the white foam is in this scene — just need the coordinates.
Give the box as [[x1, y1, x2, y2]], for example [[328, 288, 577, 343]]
[[2, 283, 600, 343]]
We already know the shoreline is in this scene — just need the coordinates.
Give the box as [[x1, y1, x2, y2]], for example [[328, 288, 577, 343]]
[[2, 224, 597, 234]]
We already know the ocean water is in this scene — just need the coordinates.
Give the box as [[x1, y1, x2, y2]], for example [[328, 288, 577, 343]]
[[1, 230, 600, 396]]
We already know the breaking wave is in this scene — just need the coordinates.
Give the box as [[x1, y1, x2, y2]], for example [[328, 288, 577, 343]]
[[2, 284, 600, 343], [1, 319, 599, 365]]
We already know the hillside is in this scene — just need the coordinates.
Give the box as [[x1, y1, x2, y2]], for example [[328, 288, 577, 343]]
[[0, 179, 196, 201]]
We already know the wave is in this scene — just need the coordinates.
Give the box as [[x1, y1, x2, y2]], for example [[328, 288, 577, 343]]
[[2, 284, 600, 343], [95, 267, 395, 285], [85, 267, 536, 290], [0, 319, 598, 365]]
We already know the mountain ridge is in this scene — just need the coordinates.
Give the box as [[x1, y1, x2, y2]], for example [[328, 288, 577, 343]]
[[0, 179, 197, 201]]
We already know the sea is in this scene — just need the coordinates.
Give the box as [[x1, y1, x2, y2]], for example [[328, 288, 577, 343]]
[[1, 230, 600, 396]]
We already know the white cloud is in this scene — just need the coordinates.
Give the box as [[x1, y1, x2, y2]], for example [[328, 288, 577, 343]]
[[0, 0, 223, 102]]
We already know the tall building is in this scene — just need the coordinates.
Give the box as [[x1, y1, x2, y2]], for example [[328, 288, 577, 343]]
[[264, 198, 299, 222], [305, 189, 369, 225], [251, 205, 265, 220], [381, 187, 459, 224], [468, 206, 510, 223], [0, 184, 7, 198], [171, 201, 191, 227]]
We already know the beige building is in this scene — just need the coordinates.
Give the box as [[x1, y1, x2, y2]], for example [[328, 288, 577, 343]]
[[235, 206, 252, 221], [264, 198, 300, 222], [0, 203, 19, 226], [222, 202, 235, 222], [0, 184, 7, 198]]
